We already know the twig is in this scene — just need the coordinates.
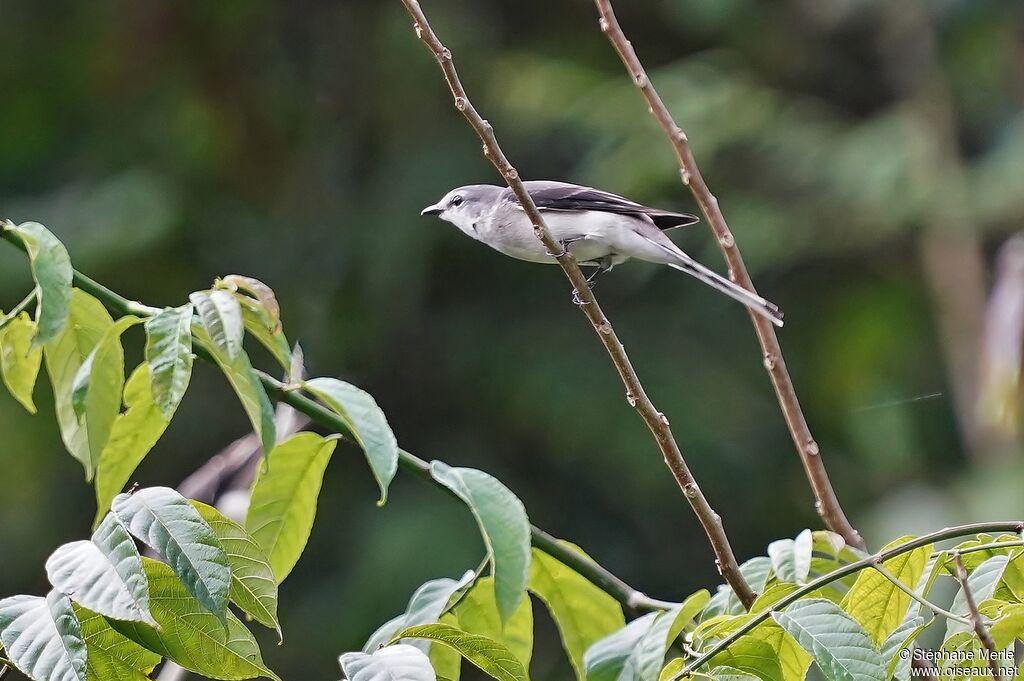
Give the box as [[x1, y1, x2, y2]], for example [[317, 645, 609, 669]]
[[0, 229, 675, 616], [591, 0, 863, 550], [951, 552, 1002, 679], [397, 0, 755, 606], [0, 288, 37, 332], [671, 522, 1024, 681], [870, 562, 970, 625]]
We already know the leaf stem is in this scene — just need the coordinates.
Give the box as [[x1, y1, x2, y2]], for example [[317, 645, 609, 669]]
[[397, 0, 755, 610], [951, 552, 1002, 679], [870, 562, 970, 625], [0, 288, 37, 332], [673, 522, 1024, 681], [590, 0, 863, 550]]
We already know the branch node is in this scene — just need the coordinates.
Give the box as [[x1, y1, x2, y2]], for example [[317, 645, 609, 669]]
[[718, 232, 735, 249], [683, 483, 699, 499], [598, 16, 610, 32], [762, 353, 777, 371], [454, 96, 467, 111], [805, 440, 820, 457], [658, 412, 670, 426]]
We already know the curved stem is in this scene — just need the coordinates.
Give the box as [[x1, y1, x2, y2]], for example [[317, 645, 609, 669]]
[[0, 288, 37, 332], [396, 0, 754, 609], [674, 521, 1024, 681], [591, 0, 863, 550]]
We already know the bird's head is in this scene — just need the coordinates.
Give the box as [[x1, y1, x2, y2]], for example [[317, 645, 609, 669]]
[[421, 184, 502, 232]]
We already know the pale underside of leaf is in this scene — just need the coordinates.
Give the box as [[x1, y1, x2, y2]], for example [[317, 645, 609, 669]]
[[430, 461, 530, 625], [0, 591, 88, 681], [304, 377, 398, 504], [45, 512, 154, 625], [112, 487, 230, 621], [341, 644, 437, 681]]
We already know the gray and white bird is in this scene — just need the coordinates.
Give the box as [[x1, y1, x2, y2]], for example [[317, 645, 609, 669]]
[[421, 180, 783, 326]]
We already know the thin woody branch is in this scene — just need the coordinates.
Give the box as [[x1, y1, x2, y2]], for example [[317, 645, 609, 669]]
[[952, 553, 1003, 679], [397, 0, 755, 606], [592, 0, 864, 549], [0, 227, 675, 616]]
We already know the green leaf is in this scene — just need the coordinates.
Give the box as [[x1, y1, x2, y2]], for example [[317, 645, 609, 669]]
[[43, 289, 118, 480], [768, 530, 813, 584], [771, 598, 885, 681], [528, 546, 625, 680], [110, 558, 280, 681], [430, 614, 465, 681], [93, 364, 172, 527], [75, 605, 161, 681], [430, 461, 530, 624], [658, 658, 684, 681], [190, 501, 281, 639], [218, 275, 282, 332], [452, 577, 533, 667], [879, 616, 927, 681], [245, 432, 338, 582], [581, 609, 675, 681], [190, 289, 244, 360], [194, 324, 276, 455], [112, 486, 230, 621], [240, 301, 291, 370], [0, 591, 87, 681], [843, 536, 931, 644], [70, 315, 139, 418], [394, 623, 528, 681], [979, 599, 1024, 648], [708, 619, 811, 681], [666, 590, 711, 644], [341, 644, 437, 681], [364, 571, 477, 652], [0, 312, 42, 412], [946, 555, 1009, 637], [8, 221, 73, 345], [304, 377, 399, 504], [144, 304, 194, 418], [45, 512, 154, 625], [703, 557, 772, 620]]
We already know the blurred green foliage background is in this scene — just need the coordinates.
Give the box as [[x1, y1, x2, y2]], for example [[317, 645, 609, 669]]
[[2, 0, 1023, 678]]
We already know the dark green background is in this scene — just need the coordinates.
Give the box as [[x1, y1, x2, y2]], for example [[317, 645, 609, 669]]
[[2, 0, 1023, 678]]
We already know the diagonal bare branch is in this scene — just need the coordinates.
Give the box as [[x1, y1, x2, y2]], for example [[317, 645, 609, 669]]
[[592, 0, 864, 550], [397, 0, 755, 607], [951, 552, 1003, 679]]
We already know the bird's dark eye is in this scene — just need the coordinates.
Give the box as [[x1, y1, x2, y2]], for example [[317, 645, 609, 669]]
[[451, 195, 463, 207]]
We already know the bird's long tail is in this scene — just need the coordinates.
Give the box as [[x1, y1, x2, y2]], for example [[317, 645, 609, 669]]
[[668, 257, 784, 327]]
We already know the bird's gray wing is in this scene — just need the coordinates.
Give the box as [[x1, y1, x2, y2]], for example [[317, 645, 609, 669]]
[[500, 181, 699, 231]]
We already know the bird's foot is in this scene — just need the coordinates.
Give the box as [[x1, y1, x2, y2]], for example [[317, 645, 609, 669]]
[[570, 288, 591, 306], [547, 236, 587, 258]]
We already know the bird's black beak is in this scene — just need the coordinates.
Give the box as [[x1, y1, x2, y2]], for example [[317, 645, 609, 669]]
[[421, 203, 444, 216]]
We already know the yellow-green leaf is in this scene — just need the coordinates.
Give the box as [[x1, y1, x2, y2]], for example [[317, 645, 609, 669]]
[[109, 559, 279, 681], [843, 536, 931, 644], [0, 312, 42, 413], [191, 501, 281, 640], [93, 365, 172, 527], [245, 432, 338, 582], [528, 546, 625, 680], [43, 289, 118, 480]]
